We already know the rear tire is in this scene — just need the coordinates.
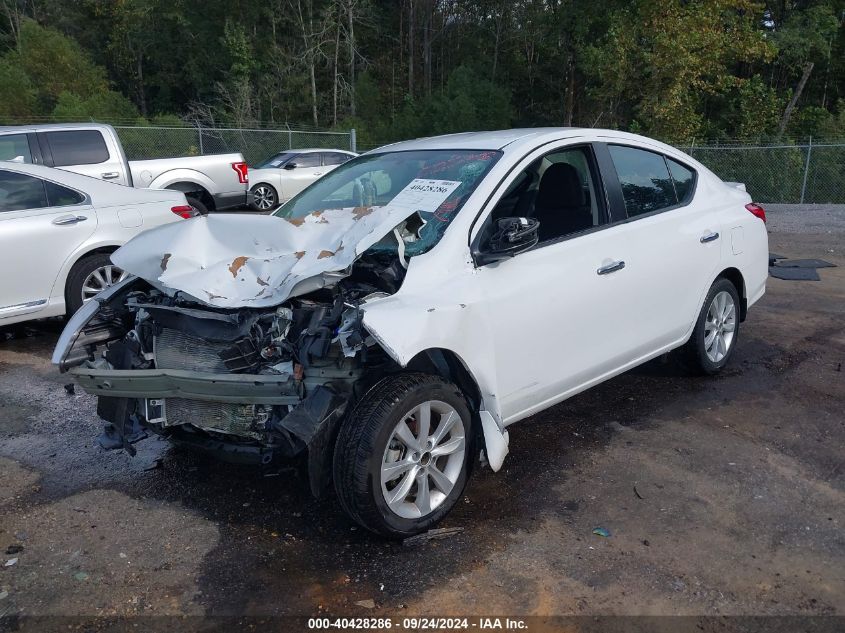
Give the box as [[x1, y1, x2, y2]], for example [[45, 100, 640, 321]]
[[186, 196, 209, 216], [65, 253, 126, 316], [333, 372, 474, 538], [684, 278, 741, 375]]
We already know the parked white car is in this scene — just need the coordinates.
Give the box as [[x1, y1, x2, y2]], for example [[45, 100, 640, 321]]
[[0, 162, 193, 327], [248, 148, 357, 210], [54, 129, 768, 537], [0, 123, 249, 215]]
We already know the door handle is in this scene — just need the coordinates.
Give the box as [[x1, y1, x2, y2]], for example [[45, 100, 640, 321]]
[[597, 260, 625, 275], [52, 215, 87, 226], [313, 172, 323, 176], [700, 231, 720, 243], [101, 172, 120, 179]]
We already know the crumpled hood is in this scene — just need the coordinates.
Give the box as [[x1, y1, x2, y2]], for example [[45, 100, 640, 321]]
[[111, 206, 417, 309]]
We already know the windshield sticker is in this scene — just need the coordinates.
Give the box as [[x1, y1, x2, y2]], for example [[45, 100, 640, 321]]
[[387, 179, 461, 214]]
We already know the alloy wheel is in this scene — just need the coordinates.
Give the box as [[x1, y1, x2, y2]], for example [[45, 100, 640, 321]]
[[81, 264, 129, 303], [381, 400, 466, 519], [252, 185, 277, 210], [704, 290, 736, 363]]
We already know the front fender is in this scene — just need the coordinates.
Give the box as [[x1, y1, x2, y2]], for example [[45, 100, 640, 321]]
[[361, 295, 510, 471]]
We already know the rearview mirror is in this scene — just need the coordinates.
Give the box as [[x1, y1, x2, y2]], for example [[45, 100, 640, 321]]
[[283, 162, 297, 170], [475, 217, 539, 266]]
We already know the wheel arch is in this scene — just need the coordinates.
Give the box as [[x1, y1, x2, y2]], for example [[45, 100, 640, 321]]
[[56, 243, 126, 314], [404, 347, 509, 472], [405, 348, 483, 413], [164, 181, 214, 210], [716, 266, 747, 321], [53, 242, 124, 299]]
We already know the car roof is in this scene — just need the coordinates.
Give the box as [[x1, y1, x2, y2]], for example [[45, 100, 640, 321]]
[[0, 161, 182, 204], [288, 148, 356, 154], [368, 128, 684, 157], [0, 122, 115, 133]]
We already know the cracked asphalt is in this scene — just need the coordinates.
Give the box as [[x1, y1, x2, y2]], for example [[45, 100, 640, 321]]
[[0, 205, 843, 623]]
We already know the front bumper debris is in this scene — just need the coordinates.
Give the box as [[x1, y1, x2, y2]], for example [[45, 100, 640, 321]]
[[70, 368, 301, 405]]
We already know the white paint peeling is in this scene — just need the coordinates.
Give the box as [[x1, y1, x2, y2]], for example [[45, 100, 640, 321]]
[[111, 206, 420, 309]]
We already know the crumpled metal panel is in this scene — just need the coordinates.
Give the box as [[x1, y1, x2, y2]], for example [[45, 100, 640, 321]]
[[111, 206, 419, 309]]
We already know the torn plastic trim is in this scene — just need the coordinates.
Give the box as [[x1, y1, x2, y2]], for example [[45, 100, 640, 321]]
[[52, 276, 142, 372], [271, 384, 349, 497], [479, 410, 509, 472]]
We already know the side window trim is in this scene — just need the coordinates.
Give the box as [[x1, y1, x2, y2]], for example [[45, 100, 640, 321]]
[[592, 143, 627, 223], [598, 142, 699, 224], [26, 133, 44, 165], [36, 132, 55, 167], [469, 141, 612, 262]]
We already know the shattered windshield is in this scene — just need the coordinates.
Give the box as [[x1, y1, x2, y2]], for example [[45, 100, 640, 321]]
[[273, 149, 500, 256]]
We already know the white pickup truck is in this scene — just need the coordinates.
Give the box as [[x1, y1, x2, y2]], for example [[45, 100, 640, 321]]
[[0, 123, 248, 214]]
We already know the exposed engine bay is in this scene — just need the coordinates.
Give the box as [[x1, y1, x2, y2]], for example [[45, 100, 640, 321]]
[[55, 251, 408, 495]]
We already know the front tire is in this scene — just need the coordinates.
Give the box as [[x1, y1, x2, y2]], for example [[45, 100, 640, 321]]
[[684, 278, 740, 375], [250, 183, 278, 211], [333, 373, 474, 538]]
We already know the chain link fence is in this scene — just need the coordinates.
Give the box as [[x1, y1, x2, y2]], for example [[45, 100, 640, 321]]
[[112, 125, 843, 204], [679, 139, 845, 204], [115, 125, 355, 165]]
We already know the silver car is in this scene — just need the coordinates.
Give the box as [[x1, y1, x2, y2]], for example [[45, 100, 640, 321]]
[[249, 149, 357, 210]]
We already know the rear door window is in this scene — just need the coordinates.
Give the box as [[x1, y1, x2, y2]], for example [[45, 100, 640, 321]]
[[322, 152, 352, 166], [45, 180, 85, 206], [608, 145, 677, 217], [0, 170, 48, 211], [667, 158, 695, 202], [293, 153, 321, 168], [0, 134, 33, 163], [43, 130, 110, 166]]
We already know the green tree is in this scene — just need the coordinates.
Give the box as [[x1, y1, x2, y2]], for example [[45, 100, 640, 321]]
[[587, 0, 775, 142]]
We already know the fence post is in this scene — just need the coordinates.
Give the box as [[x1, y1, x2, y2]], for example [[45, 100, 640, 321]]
[[350, 128, 357, 153], [287, 125, 293, 150], [689, 137, 695, 158], [197, 122, 204, 155], [800, 136, 812, 204]]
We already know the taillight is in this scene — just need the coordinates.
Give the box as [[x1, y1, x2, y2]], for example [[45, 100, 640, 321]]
[[171, 205, 195, 219], [232, 161, 249, 184], [745, 202, 766, 223]]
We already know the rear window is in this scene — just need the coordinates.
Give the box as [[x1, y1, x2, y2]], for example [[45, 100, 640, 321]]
[[667, 158, 695, 202], [45, 180, 85, 206], [44, 130, 109, 166], [0, 134, 33, 163]]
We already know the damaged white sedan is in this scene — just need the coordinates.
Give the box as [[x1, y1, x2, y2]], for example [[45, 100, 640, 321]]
[[53, 129, 769, 537]]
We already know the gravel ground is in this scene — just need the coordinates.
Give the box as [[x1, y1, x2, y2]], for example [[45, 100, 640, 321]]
[[0, 206, 843, 628], [765, 204, 845, 236]]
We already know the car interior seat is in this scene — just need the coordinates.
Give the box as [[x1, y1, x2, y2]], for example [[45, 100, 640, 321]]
[[532, 163, 594, 241]]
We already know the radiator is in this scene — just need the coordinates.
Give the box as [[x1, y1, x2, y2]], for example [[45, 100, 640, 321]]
[[153, 328, 263, 439]]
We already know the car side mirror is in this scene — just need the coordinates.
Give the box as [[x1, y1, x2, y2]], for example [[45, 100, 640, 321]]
[[283, 162, 297, 170], [474, 217, 539, 266]]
